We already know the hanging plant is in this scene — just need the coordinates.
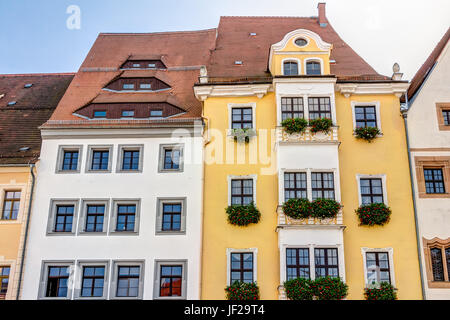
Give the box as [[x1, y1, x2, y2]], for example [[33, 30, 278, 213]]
[[309, 118, 333, 134], [311, 277, 348, 300], [284, 277, 314, 300], [354, 126, 381, 142], [356, 203, 391, 226], [311, 199, 341, 219], [282, 198, 313, 219], [364, 282, 397, 300], [226, 202, 261, 226], [225, 281, 260, 300], [281, 118, 308, 135], [230, 128, 257, 143]]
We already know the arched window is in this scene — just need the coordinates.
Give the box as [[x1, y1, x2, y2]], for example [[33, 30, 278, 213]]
[[306, 61, 321, 75], [283, 61, 298, 76]]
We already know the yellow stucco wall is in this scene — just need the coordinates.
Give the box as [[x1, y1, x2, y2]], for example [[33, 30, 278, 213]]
[[201, 95, 280, 300], [336, 93, 422, 299]]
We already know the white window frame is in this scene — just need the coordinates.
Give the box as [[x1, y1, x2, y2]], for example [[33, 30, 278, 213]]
[[227, 103, 257, 132], [304, 57, 324, 75], [227, 174, 257, 206], [226, 248, 258, 286], [351, 101, 382, 133], [74, 260, 110, 300], [356, 174, 388, 206], [153, 259, 188, 300], [38, 260, 75, 300], [0, 186, 26, 223], [281, 58, 301, 75], [361, 247, 395, 287]]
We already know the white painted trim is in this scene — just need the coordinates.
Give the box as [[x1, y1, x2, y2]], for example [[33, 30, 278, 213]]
[[361, 247, 396, 287], [194, 84, 272, 101], [227, 174, 258, 206], [336, 82, 409, 98], [226, 248, 258, 285], [356, 174, 388, 206], [304, 57, 324, 75], [274, 51, 329, 56], [227, 102, 257, 131], [281, 58, 301, 76], [350, 101, 382, 133]]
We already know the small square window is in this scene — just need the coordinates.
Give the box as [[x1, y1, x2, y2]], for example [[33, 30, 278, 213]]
[[355, 106, 378, 128], [86, 145, 112, 173], [1, 190, 21, 220], [111, 261, 144, 300], [153, 260, 187, 300], [110, 200, 140, 235], [139, 83, 152, 90], [158, 144, 184, 173], [150, 110, 163, 117], [231, 108, 253, 129], [56, 146, 82, 174], [123, 84, 135, 90], [78, 199, 109, 235], [117, 145, 144, 173], [74, 261, 109, 300], [360, 178, 384, 204], [47, 200, 79, 235], [93, 110, 107, 118], [38, 261, 74, 300], [0, 266, 10, 299], [231, 179, 253, 205], [121, 110, 135, 117], [156, 198, 186, 235], [366, 252, 391, 285]]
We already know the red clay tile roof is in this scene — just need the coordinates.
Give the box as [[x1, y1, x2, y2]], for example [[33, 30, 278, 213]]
[[0, 73, 74, 164], [405, 27, 450, 102]]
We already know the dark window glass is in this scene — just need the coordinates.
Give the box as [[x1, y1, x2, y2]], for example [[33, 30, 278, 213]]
[[431, 248, 444, 281], [46, 266, 69, 297], [314, 248, 339, 278], [0, 267, 10, 299], [93, 110, 107, 118], [283, 61, 298, 76], [91, 150, 109, 171], [1, 191, 21, 220], [121, 110, 135, 117], [424, 168, 445, 194], [81, 266, 105, 297], [366, 252, 390, 284], [286, 248, 310, 280], [230, 253, 253, 284], [150, 110, 163, 117], [122, 150, 140, 171], [360, 178, 384, 205], [116, 205, 136, 232], [446, 248, 450, 280], [306, 61, 321, 75], [54, 205, 74, 232], [355, 106, 377, 128], [116, 266, 140, 297], [281, 97, 304, 121], [62, 151, 78, 171], [232, 108, 253, 129], [284, 173, 307, 201], [231, 179, 253, 205], [164, 149, 180, 170], [311, 172, 335, 200], [160, 265, 183, 297], [308, 97, 331, 120], [162, 203, 182, 231], [443, 110, 450, 125], [85, 205, 105, 232], [294, 38, 307, 46]]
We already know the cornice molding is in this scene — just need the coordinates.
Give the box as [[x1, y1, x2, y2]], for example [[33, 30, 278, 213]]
[[335, 82, 410, 98], [271, 29, 332, 52], [193, 83, 272, 100]]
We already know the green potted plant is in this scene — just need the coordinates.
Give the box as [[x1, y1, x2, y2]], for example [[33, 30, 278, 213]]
[[311, 198, 341, 219], [281, 118, 308, 135], [225, 281, 260, 300], [282, 198, 312, 219], [284, 277, 314, 300], [230, 128, 257, 143], [309, 118, 333, 134], [354, 126, 381, 142], [364, 282, 397, 300], [311, 277, 348, 300], [356, 203, 391, 226], [226, 202, 261, 226]]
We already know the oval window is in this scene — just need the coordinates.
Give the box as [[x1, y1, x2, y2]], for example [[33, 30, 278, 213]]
[[294, 38, 307, 47]]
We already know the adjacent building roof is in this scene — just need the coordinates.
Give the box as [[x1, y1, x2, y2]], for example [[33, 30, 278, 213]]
[[0, 73, 74, 164], [405, 27, 450, 102]]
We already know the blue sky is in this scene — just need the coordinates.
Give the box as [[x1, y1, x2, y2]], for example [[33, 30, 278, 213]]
[[0, 0, 448, 79]]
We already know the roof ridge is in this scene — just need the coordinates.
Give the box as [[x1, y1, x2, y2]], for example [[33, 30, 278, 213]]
[[0, 72, 75, 77], [99, 28, 217, 37]]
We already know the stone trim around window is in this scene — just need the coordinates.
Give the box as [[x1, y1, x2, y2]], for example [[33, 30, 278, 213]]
[[73, 260, 110, 300], [77, 199, 110, 235], [109, 199, 141, 235], [55, 145, 83, 174], [423, 237, 450, 289], [436, 103, 450, 131], [153, 259, 188, 300], [356, 174, 388, 206], [350, 101, 382, 133], [226, 248, 258, 286], [227, 174, 258, 206], [158, 144, 185, 173], [414, 156, 450, 199], [46, 199, 80, 236], [116, 144, 144, 173], [38, 260, 75, 300], [0, 185, 26, 224], [85, 145, 114, 173], [155, 197, 187, 235], [109, 260, 145, 300], [361, 247, 396, 287]]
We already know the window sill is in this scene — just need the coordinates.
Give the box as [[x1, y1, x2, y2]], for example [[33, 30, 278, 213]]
[[109, 231, 139, 236], [77, 231, 108, 236], [155, 231, 186, 236], [46, 231, 76, 236]]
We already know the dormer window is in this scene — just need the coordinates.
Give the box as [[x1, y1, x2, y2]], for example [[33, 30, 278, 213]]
[[283, 61, 298, 76], [123, 84, 135, 90], [148, 63, 156, 69], [306, 61, 321, 75], [94, 110, 107, 118], [121, 59, 166, 70], [150, 110, 163, 117], [132, 63, 141, 68], [122, 110, 135, 118], [105, 77, 170, 92], [139, 83, 152, 90]]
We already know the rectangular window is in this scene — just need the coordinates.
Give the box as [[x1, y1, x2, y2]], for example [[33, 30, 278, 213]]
[[164, 149, 180, 170], [431, 248, 445, 281], [91, 150, 109, 171], [314, 248, 339, 278], [123, 84, 135, 90], [162, 203, 182, 231], [116, 266, 140, 297], [54, 205, 74, 232], [1, 191, 21, 220], [148, 63, 156, 68], [93, 110, 107, 118], [132, 63, 140, 68], [116, 205, 136, 232], [306, 61, 321, 75], [360, 178, 384, 205], [85, 205, 105, 232], [311, 172, 335, 200], [424, 168, 445, 194], [230, 253, 254, 284], [232, 108, 253, 129], [122, 150, 140, 171], [81, 266, 105, 297], [443, 110, 450, 126], [286, 248, 310, 280], [281, 97, 304, 121], [0, 267, 10, 299], [46, 266, 70, 298], [355, 106, 377, 128], [284, 173, 307, 201], [231, 179, 253, 205], [62, 150, 79, 171], [140, 83, 151, 90], [366, 252, 391, 284], [160, 265, 183, 297], [150, 110, 163, 117], [308, 97, 331, 120], [283, 61, 298, 76], [121, 110, 135, 117]]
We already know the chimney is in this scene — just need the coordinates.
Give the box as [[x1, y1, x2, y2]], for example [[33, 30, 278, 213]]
[[318, 3, 327, 27]]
